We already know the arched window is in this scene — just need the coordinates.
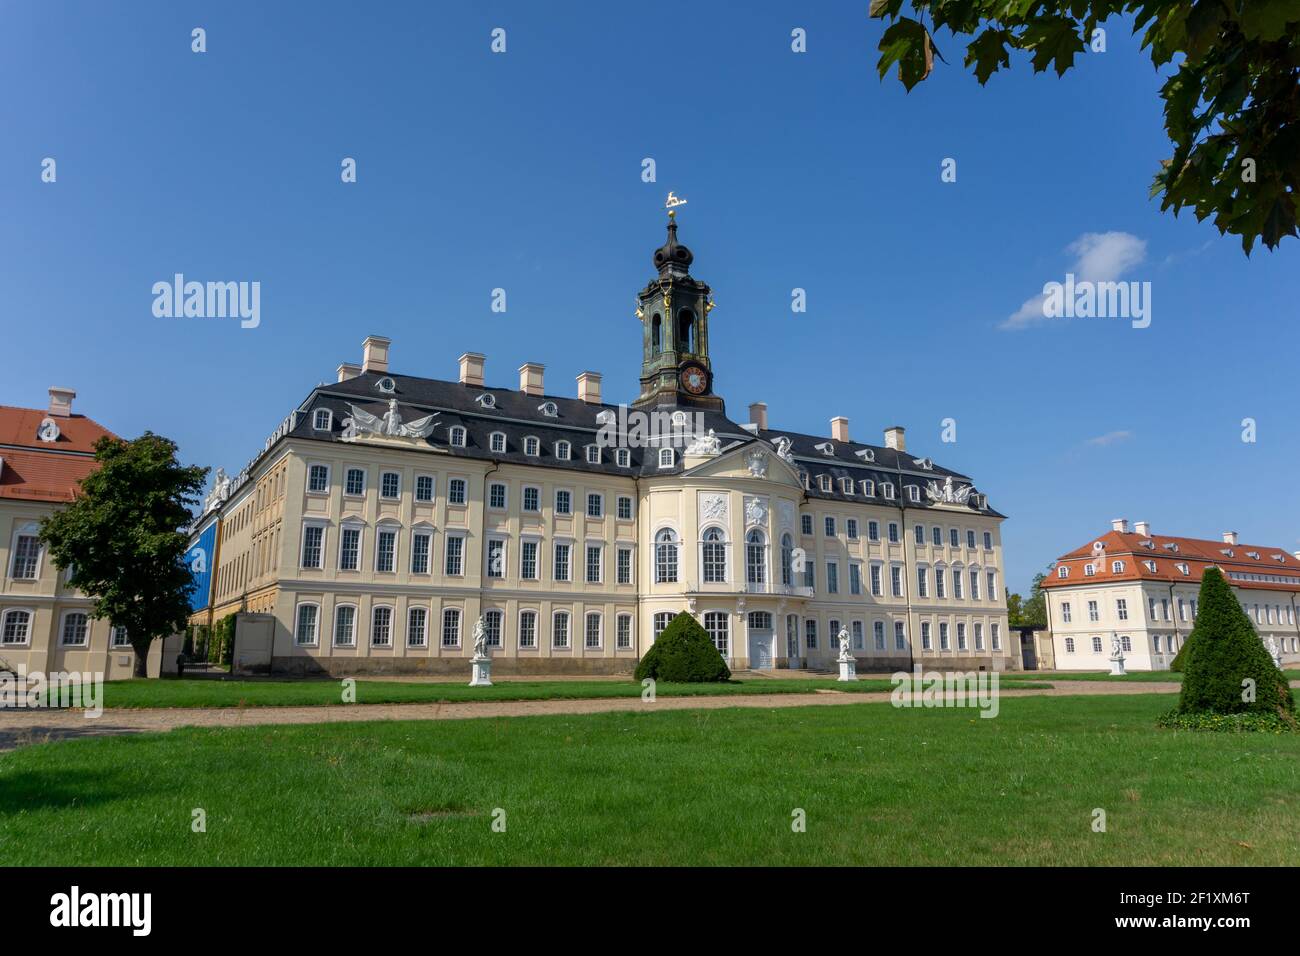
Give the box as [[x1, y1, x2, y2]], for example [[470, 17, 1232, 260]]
[[651, 314, 662, 353], [701, 527, 727, 583], [780, 533, 794, 586], [677, 309, 695, 353], [655, 529, 679, 583], [746, 529, 767, 586]]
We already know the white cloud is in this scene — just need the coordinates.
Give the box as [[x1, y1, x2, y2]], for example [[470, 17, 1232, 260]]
[[1001, 231, 1147, 330], [1085, 430, 1134, 447]]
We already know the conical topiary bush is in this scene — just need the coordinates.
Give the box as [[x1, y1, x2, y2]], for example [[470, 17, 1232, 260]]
[[634, 612, 731, 683], [1172, 567, 1294, 725]]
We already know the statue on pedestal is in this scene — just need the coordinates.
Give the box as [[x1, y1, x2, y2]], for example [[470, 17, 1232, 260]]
[[468, 615, 493, 686], [836, 626, 856, 682]]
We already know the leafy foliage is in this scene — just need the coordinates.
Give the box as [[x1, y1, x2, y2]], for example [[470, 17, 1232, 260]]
[[870, 1, 1300, 252], [634, 612, 732, 683], [39, 433, 207, 677], [1156, 708, 1296, 733], [1168, 636, 1190, 672], [1175, 567, 1295, 721], [1007, 572, 1048, 628]]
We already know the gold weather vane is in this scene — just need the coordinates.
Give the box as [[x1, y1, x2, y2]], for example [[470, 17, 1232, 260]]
[[665, 191, 688, 217]]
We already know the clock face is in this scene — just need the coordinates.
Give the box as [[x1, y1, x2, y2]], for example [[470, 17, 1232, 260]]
[[680, 364, 708, 395]]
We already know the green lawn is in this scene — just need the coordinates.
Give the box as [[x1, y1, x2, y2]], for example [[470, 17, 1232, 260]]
[[1001, 669, 1299, 683], [83, 676, 1050, 709], [2, 693, 1296, 865]]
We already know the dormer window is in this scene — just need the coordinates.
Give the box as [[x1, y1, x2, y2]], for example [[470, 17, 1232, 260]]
[[475, 393, 497, 408], [881, 482, 895, 500], [312, 409, 333, 431], [818, 475, 832, 493], [840, 477, 853, 495], [854, 449, 875, 463], [670, 411, 689, 428], [1162, 542, 1179, 552], [860, 479, 874, 497], [814, 442, 835, 456], [1177, 562, 1190, 575], [1145, 560, 1158, 572], [1111, 560, 1125, 573], [489, 431, 506, 453], [658, 448, 674, 469], [376, 377, 396, 394], [1057, 566, 1069, 579], [539, 401, 558, 418], [1084, 563, 1096, 576], [801, 471, 811, 490], [1246, 550, 1260, 560], [448, 426, 467, 447], [596, 409, 616, 426], [555, 440, 571, 460], [1220, 548, 1234, 557], [523, 436, 540, 457], [585, 445, 600, 464], [913, 457, 933, 470], [1272, 553, 1286, 563], [906, 485, 921, 503], [616, 448, 630, 467]]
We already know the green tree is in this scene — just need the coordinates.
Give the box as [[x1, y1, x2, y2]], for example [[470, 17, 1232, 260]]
[[871, 2, 1300, 253], [40, 433, 207, 677], [1176, 567, 1294, 718], [1010, 572, 1048, 629], [1006, 591, 1026, 626], [635, 612, 732, 683]]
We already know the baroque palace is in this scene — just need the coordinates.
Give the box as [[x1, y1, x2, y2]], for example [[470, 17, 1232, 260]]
[[189, 215, 1013, 675]]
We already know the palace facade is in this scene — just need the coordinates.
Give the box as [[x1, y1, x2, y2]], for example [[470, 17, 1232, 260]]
[[0, 388, 144, 679], [1041, 520, 1300, 671], [190, 217, 1014, 674]]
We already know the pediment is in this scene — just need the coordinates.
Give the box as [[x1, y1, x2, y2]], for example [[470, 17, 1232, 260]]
[[680, 440, 802, 489]]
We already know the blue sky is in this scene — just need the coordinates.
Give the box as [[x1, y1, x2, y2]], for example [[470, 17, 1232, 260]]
[[3, 1, 1297, 595]]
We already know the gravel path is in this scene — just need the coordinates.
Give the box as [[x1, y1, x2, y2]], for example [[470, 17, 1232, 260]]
[[0, 680, 1191, 751]]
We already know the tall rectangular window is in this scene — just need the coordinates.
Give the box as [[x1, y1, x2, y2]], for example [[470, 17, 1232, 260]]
[[952, 569, 963, 599], [448, 479, 466, 505], [308, 464, 329, 493], [617, 614, 632, 649], [442, 608, 461, 647], [555, 490, 572, 515], [921, 621, 932, 650], [333, 606, 355, 646], [552, 612, 570, 648], [917, 566, 929, 598], [586, 544, 602, 583], [444, 536, 464, 576], [891, 565, 903, 597], [371, 607, 393, 647], [617, 547, 632, 584], [486, 539, 505, 578], [523, 487, 540, 512], [381, 472, 400, 499], [11, 535, 41, 579], [520, 540, 538, 580], [339, 527, 360, 571], [587, 493, 603, 518], [518, 611, 537, 648], [301, 525, 324, 568], [617, 496, 633, 520], [411, 532, 431, 574], [345, 468, 365, 496], [870, 564, 882, 596], [873, 620, 885, 650], [849, 563, 862, 595], [407, 607, 428, 647], [894, 621, 906, 650], [376, 528, 397, 572], [826, 562, 839, 594], [295, 604, 318, 645], [489, 483, 507, 509], [585, 613, 602, 649], [554, 543, 570, 582], [415, 475, 434, 502]]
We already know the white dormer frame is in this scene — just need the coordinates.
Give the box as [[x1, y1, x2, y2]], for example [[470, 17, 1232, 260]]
[[539, 401, 559, 418], [489, 431, 507, 453], [523, 436, 540, 457], [854, 449, 875, 463], [475, 393, 497, 408], [312, 408, 333, 431], [448, 426, 467, 447]]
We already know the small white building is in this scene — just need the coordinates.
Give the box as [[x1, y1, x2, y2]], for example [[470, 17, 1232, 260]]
[[1041, 519, 1300, 672]]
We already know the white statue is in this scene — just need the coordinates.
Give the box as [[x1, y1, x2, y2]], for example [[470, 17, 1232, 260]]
[[1267, 636, 1283, 668], [343, 400, 440, 440], [472, 616, 488, 659], [468, 615, 492, 686], [837, 626, 852, 662], [1108, 635, 1127, 675], [925, 475, 974, 505], [836, 626, 856, 681], [685, 429, 721, 456], [745, 449, 768, 478], [203, 467, 233, 514], [772, 436, 794, 464]]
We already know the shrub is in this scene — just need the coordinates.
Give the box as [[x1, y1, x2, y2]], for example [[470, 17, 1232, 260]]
[[1174, 568, 1295, 724], [634, 612, 731, 683], [1157, 709, 1295, 733], [1168, 638, 1190, 673]]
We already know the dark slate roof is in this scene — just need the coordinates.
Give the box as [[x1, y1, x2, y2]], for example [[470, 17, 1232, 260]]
[[276, 369, 1002, 516]]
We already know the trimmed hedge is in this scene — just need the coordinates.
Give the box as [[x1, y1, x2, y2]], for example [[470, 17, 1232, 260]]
[[634, 612, 731, 683], [1157, 709, 1295, 733], [1173, 567, 1295, 724], [1167, 638, 1189, 673]]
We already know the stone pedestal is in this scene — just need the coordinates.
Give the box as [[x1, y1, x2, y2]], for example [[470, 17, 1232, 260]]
[[1109, 656, 1127, 676], [837, 657, 857, 682], [469, 656, 493, 687]]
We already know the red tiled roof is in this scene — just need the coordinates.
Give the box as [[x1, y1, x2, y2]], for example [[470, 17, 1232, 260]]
[[0, 406, 117, 502], [1043, 529, 1300, 594]]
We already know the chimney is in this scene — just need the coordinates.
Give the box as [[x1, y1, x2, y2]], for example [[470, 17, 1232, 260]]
[[361, 335, 390, 374], [1111, 518, 1129, 533], [576, 371, 602, 404], [336, 363, 361, 383], [47, 387, 76, 418], [1222, 531, 1238, 546], [831, 417, 850, 443], [748, 402, 768, 431], [518, 362, 545, 396], [1134, 521, 1150, 537], [884, 425, 905, 451], [458, 352, 485, 387]]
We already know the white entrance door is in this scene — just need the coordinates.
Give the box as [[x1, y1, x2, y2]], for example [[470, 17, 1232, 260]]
[[750, 630, 773, 669]]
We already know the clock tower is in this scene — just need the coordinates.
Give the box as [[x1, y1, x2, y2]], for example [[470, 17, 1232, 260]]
[[632, 212, 724, 411]]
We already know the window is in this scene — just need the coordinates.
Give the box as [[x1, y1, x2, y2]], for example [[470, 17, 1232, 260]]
[[617, 496, 633, 520], [585, 612, 602, 649], [861, 480, 875, 496], [616, 448, 631, 468], [895, 621, 907, 650], [111, 626, 131, 648], [448, 478, 466, 505], [851, 620, 865, 650], [484, 610, 503, 648], [552, 611, 570, 649], [939, 622, 950, 650], [881, 483, 895, 500], [1153, 634, 1162, 653], [10, 534, 41, 579], [555, 490, 572, 515], [916, 566, 929, 598], [957, 623, 967, 650], [658, 448, 675, 468], [554, 542, 571, 582], [1058, 567, 1069, 579], [551, 440, 569, 461], [313, 408, 332, 430], [586, 445, 600, 464], [490, 431, 506, 453], [825, 516, 836, 537], [295, 604, 320, 645], [586, 544, 602, 583], [846, 519, 858, 540], [524, 436, 540, 457], [888, 523, 900, 544], [986, 570, 997, 600], [1062, 602, 1072, 623], [1116, 598, 1128, 621], [1091, 636, 1103, 653], [952, 568, 963, 599], [381, 472, 400, 499], [520, 540, 539, 580], [1088, 600, 1099, 622], [415, 475, 434, 502], [411, 531, 431, 574], [653, 612, 674, 638], [2, 610, 31, 645], [885, 565, 900, 597], [370, 607, 393, 647], [935, 567, 946, 599], [308, 464, 329, 493], [444, 535, 465, 576], [523, 486, 540, 512], [850, 563, 862, 595], [540, 401, 558, 418], [617, 546, 632, 584], [974, 623, 984, 651], [705, 611, 729, 656], [656, 529, 679, 583], [906, 485, 921, 503], [518, 610, 538, 648], [983, 531, 993, 550], [376, 526, 398, 572], [921, 621, 932, 650], [407, 607, 428, 648], [868, 521, 880, 542], [701, 528, 727, 583], [345, 468, 366, 496], [801, 514, 813, 535], [805, 619, 818, 650], [617, 614, 632, 649], [870, 564, 882, 596], [949, 528, 959, 547], [1065, 637, 1076, 654], [966, 530, 976, 549], [486, 539, 505, 578], [489, 483, 507, 509], [1112, 560, 1125, 574], [1084, 563, 1096, 577], [449, 426, 467, 447], [873, 620, 886, 651], [442, 608, 461, 647], [60, 612, 89, 647], [301, 524, 325, 568], [969, 569, 979, 599], [334, 606, 356, 646], [991, 623, 1001, 650], [818, 475, 832, 493], [586, 493, 603, 518], [827, 561, 839, 594], [781, 534, 794, 586], [915, 524, 925, 544], [932, 526, 942, 546]]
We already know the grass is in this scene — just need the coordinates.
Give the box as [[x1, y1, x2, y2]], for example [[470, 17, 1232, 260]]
[[80, 675, 1054, 709], [1004, 669, 1299, 683], [1, 693, 1297, 865]]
